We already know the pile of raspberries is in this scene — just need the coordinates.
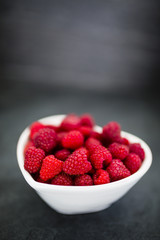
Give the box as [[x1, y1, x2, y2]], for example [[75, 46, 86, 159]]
[[24, 114, 145, 186]]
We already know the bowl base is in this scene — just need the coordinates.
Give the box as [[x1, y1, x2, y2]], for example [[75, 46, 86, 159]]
[[45, 201, 112, 215]]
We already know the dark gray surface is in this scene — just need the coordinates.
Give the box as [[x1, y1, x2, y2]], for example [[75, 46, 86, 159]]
[[0, 80, 160, 240]]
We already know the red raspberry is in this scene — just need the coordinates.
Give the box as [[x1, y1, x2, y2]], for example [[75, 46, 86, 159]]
[[108, 142, 129, 160], [129, 143, 145, 161], [33, 173, 50, 183], [78, 126, 92, 137], [113, 136, 130, 146], [88, 167, 96, 175], [74, 174, 93, 186], [124, 153, 142, 174], [93, 169, 110, 185], [45, 125, 59, 132], [29, 121, 45, 140], [80, 114, 95, 127], [63, 148, 92, 175], [24, 146, 45, 173], [33, 128, 57, 152], [118, 137, 130, 146], [57, 131, 67, 147], [60, 114, 81, 131], [107, 159, 131, 182], [51, 173, 73, 186], [40, 155, 63, 181], [90, 146, 112, 169], [62, 130, 84, 149], [32, 172, 50, 183], [37, 177, 47, 183], [76, 147, 90, 158], [55, 149, 70, 161], [85, 137, 101, 154], [89, 131, 103, 141], [24, 140, 34, 155], [102, 121, 121, 143]]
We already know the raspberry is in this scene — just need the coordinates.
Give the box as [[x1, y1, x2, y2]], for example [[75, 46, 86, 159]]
[[117, 137, 130, 146], [112, 136, 130, 146], [93, 169, 110, 185], [107, 159, 131, 182], [124, 153, 142, 174], [63, 148, 92, 175], [29, 121, 45, 140], [60, 114, 81, 131], [37, 177, 47, 183], [102, 121, 121, 143], [45, 125, 59, 132], [33, 128, 57, 152], [57, 131, 67, 147], [129, 143, 145, 161], [24, 140, 34, 155], [88, 167, 96, 175], [78, 126, 92, 137], [51, 173, 73, 186], [35, 174, 50, 183], [80, 114, 95, 127], [32, 172, 51, 183], [40, 155, 63, 181], [24, 146, 45, 173], [108, 142, 129, 160], [90, 146, 112, 169], [77, 147, 90, 158], [55, 149, 70, 161], [62, 130, 84, 149], [89, 131, 103, 141], [74, 174, 93, 186], [85, 137, 102, 154]]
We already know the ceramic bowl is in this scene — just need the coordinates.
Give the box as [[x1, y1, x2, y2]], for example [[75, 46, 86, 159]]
[[17, 115, 152, 215]]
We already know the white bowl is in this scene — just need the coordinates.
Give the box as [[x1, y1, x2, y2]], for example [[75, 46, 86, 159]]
[[17, 115, 152, 215]]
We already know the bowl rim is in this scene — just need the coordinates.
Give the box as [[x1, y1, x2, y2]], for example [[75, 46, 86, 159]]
[[17, 114, 152, 192]]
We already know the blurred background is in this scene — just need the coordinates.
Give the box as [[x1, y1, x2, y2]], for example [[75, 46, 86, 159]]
[[1, 0, 160, 239], [1, 0, 160, 91]]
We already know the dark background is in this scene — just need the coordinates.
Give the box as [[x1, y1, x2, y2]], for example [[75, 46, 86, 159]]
[[1, 0, 160, 239]]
